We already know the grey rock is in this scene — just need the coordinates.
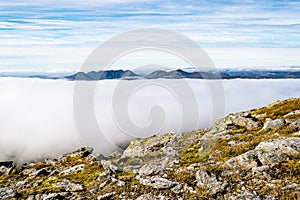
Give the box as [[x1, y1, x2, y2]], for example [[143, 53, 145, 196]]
[[262, 195, 277, 200], [0, 187, 16, 199], [225, 150, 259, 169], [139, 177, 177, 189], [137, 194, 170, 200], [22, 168, 37, 176], [59, 164, 85, 175], [0, 161, 14, 176], [255, 137, 300, 156], [221, 170, 234, 177], [0, 161, 13, 168], [196, 170, 228, 195], [45, 159, 57, 166], [211, 112, 261, 132], [252, 165, 270, 174], [58, 147, 93, 163], [289, 119, 300, 131], [97, 170, 111, 180], [263, 118, 285, 130], [100, 160, 122, 173], [86, 153, 105, 162], [225, 189, 261, 200], [53, 179, 84, 192], [0, 166, 13, 176], [139, 163, 165, 176], [57, 156, 68, 164], [171, 183, 182, 194], [281, 183, 300, 190], [97, 192, 115, 200], [225, 137, 300, 169], [29, 168, 50, 177], [40, 192, 68, 200], [284, 110, 300, 117], [121, 133, 176, 160]]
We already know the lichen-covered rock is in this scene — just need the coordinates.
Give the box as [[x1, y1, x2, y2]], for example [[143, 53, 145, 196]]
[[59, 164, 86, 175], [211, 112, 261, 132], [255, 137, 300, 156], [0, 187, 16, 199], [225, 189, 260, 200], [53, 179, 84, 192], [139, 163, 165, 176], [284, 110, 300, 117], [225, 137, 300, 169], [97, 192, 115, 200], [139, 177, 177, 189], [137, 194, 170, 200], [262, 118, 285, 130], [0, 161, 14, 176], [58, 147, 93, 163], [281, 183, 300, 191], [289, 119, 300, 131], [100, 160, 122, 173], [196, 170, 228, 195], [27, 192, 86, 200]]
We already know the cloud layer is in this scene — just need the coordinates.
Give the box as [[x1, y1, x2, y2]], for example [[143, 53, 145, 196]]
[[1, 78, 300, 163]]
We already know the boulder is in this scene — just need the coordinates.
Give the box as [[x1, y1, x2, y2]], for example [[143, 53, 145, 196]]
[[139, 164, 165, 176], [211, 112, 261, 133], [225, 137, 300, 169], [262, 119, 285, 130]]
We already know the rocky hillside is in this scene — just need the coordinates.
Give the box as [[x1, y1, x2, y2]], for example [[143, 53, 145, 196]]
[[1, 98, 300, 200]]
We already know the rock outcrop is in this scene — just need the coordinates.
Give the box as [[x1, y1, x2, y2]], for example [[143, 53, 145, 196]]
[[0, 98, 300, 199]]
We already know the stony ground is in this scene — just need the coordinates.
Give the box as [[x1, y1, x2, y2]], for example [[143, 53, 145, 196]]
[[1, 98, 300, 200]]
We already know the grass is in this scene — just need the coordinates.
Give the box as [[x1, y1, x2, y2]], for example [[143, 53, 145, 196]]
[[252, 98, 300, 120]]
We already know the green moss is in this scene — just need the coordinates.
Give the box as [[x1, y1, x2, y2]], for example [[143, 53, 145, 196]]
[[61, 163, 103, 186], [179, 143, 206, 165], [116, 170, 136, 182], [167, 170, 196, 186]]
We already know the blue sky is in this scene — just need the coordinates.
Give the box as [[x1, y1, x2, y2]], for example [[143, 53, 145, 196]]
[[0, 0, 300, 71]]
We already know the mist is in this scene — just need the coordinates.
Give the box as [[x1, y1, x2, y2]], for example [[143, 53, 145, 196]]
[[1, 78, 300, 163]]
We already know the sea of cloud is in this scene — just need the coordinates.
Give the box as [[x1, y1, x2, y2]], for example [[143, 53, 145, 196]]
[[0, 78, 300, 163]]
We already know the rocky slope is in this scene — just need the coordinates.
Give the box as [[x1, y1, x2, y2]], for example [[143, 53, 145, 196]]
[[1, 98, 300, 199]]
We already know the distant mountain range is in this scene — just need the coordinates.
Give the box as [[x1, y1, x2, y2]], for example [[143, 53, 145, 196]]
[[1, 69, 300, 80], [65, 69, 300, 80]]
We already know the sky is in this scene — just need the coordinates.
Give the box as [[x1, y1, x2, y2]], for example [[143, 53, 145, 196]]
[[0, 0, 300, 72]]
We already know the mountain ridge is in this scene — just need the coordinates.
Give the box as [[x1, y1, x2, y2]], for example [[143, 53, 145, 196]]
[[65, 69, 300, 80]]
